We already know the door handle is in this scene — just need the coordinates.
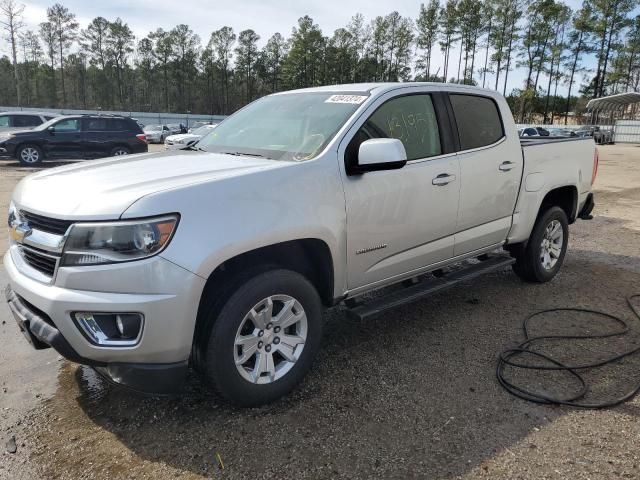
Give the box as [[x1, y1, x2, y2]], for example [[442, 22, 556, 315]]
[[432, 173, 456, 186], [499, 161, 516, 172]]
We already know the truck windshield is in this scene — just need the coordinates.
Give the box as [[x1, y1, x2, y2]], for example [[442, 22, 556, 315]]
[[196, 92, 368, 161]]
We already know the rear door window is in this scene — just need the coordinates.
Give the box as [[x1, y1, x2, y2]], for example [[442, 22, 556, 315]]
[[108, 119, 129, 131], [0, 116, 8, 127], [84, 118, 109, 131], [450, 94, 504, 150]]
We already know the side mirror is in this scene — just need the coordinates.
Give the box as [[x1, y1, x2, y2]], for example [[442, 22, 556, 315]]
[[355, 138, 407, 173], [47, 126, 55, 134]]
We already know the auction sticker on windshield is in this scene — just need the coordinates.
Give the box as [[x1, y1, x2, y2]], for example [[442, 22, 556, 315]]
[[325, 95, 368, 104]]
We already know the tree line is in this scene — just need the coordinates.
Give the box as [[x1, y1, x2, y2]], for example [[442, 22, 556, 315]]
[[0, 0, 639, 123]]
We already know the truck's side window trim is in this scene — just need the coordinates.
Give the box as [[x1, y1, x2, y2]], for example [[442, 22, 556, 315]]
[[344, 92, 452, 174], [447, 93, 505, 152]]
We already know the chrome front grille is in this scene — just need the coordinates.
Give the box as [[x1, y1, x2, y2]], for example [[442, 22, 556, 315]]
[[18, 246, 59, 277], [10, 210, 72, 281], [19, 210, 73, 235]]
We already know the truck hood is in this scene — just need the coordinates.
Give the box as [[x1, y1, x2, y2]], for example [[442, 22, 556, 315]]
[[12, 150, 289, 219]]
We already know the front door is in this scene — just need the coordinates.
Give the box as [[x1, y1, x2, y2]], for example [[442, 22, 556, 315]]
[[44, 118, 84, 158], [340, 91, 461, 292]]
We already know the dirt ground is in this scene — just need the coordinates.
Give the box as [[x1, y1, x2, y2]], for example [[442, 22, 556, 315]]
[[1, 144, 640, 479]]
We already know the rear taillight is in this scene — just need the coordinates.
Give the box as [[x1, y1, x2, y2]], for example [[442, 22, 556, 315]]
[[136, 134, 147, 143], [592, 148, 599, 185]]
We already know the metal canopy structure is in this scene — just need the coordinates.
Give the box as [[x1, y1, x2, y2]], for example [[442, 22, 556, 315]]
[[586, 92, 640, 113]]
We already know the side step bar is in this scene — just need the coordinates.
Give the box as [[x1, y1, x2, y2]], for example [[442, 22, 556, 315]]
[[346, 255, 515, 321]]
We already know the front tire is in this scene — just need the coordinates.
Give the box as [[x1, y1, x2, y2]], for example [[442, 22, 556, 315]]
[[17, 144, 44, 166], [203, 269, 323, 407], [512, 206, 569, 283]]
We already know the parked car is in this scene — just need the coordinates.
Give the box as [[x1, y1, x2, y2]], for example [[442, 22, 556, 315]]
[[5, 83, 596, 406], [594, 129, 614, 145], [0, 112, 59, 133], [519, 126, 551, 137], [547, 128, 577, 137], [166, 124, 183, 136], [188, 121, 219, 133], [575, 126, 614, 144], [0, 115, 147, 165], [165, 124, 218, 150], [519, 127, 540, 137], [576, 126, 597, 136], [143, 124, 171, 144]]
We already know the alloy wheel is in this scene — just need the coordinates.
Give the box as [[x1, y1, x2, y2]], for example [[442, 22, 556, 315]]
[[234, 295, 308, 384], [20, 147, 40, 164], [540, 219, 563, 270]]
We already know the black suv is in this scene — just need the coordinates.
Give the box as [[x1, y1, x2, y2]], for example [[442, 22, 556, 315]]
[[0, 115, 148, 166]]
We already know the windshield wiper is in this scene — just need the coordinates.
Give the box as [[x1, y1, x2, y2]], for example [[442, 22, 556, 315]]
[[220, 151, 269, 159]]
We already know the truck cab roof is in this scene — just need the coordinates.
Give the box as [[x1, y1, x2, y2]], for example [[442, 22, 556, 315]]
[[279, 82, 501, 97]]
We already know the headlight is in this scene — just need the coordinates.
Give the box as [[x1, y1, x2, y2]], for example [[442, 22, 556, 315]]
[[61, 215, 179, 266], [7, 201, 18, 228]]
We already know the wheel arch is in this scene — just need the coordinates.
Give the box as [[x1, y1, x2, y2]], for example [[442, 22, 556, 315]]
[[538, 185, 578, 224], [191, 238, 335, 369], [110, 144, 132, 154], [506, 183, 579, 249]]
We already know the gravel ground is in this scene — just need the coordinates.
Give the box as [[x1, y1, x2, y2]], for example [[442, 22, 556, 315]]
[[1, 144, 640, 479]]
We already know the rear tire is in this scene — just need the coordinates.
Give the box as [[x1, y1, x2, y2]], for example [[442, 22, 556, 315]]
[[202, 269, 323, 407], [511, 206, 569, 283], [110, 146, 131, 156], [17, 144, 43, 166]]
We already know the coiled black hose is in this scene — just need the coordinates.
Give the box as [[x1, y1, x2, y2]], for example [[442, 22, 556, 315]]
[[497, 294, 640, 408]]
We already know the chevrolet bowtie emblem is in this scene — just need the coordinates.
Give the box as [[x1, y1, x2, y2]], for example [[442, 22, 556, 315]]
[[10, 222, 32, 243]]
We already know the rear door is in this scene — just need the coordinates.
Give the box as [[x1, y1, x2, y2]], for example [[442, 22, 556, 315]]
[[448, 93, 521, 256], [82, 117, 111, 158], [340, 89, 461, 291]]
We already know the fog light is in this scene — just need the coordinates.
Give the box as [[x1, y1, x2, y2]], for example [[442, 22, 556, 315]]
[[115, 314, 142, 339], [74, 312, 143, 346]]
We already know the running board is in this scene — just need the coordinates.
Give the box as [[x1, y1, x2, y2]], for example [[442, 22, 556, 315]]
[[346, 255, 515, 321]]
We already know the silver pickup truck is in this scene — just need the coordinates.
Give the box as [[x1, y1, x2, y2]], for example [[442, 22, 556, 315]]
[[5, 83, 597, 406]]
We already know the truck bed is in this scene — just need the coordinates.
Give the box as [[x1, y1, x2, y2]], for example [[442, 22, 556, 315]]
[[506, 136, 596, 245]]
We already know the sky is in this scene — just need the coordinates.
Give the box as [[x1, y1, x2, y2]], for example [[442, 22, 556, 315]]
[[5, 0, 592, 96]]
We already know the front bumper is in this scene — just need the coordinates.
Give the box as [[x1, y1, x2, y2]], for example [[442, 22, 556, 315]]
[[4, 250, 206, 393]]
